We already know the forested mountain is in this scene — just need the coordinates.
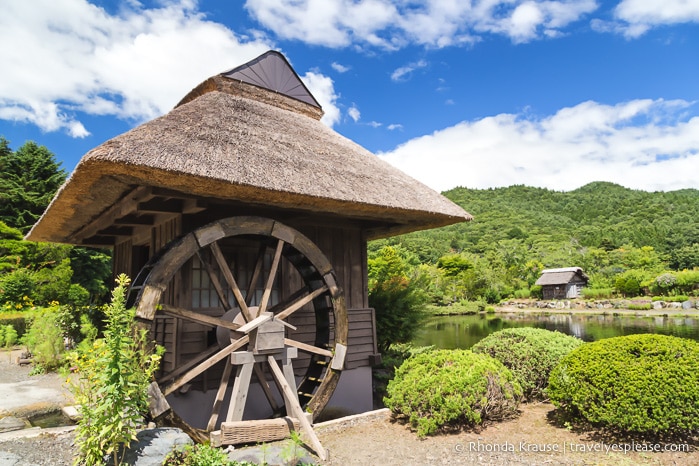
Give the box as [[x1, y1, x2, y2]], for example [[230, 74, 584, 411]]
[[370, 183, 699, 303]]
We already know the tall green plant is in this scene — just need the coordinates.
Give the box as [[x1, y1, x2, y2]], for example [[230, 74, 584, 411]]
[[21, 305, 65, 373], [70, 275, 163, 466], [369, 246, 428, 352]]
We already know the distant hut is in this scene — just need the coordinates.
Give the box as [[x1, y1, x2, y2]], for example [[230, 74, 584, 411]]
[[27, 51, 472, 444], [535, 267, 589, 300]]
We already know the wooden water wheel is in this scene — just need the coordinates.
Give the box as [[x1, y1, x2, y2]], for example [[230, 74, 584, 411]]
[[127, 216, 347, 455]]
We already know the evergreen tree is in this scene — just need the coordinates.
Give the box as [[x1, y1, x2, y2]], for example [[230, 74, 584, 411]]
[[0, 138, 67, 232]]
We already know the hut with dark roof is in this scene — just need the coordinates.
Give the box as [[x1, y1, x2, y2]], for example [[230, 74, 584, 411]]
[[27, 51, 471, 445], [535, 267, 589, 300]]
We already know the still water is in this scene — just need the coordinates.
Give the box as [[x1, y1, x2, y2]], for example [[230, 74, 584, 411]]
[[412, 313, 699, 350]]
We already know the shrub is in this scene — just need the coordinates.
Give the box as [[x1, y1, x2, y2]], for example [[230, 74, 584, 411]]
[[0, 313, 27, 338], [2, 324, 18, 349], [21, 306, 65, 373], [0, 269, 35, 304], [384, 349, 522, 436], [548, 334, 699, 435], [529, 285, 542, 299], [626, 303, 651, 310], [163, 444, 236, 465], [513, 288, 531, 299], [472, 328, 583, 401], [581, 288, 614, 299]]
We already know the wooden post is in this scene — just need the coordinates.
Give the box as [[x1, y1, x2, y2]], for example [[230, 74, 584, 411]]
[[267, 355, 327, 461], [226, 352, 255, 422]]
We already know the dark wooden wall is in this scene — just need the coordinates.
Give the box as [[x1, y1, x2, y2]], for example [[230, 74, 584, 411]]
[[113, 212, 377, 379]]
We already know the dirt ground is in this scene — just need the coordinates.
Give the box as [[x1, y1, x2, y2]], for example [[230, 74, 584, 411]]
[[1, 346, 698, 465], [315, 404, 698, 465]]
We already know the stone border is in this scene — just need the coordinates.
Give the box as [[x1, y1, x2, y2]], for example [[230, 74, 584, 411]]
[[314, 408, 390, 433]]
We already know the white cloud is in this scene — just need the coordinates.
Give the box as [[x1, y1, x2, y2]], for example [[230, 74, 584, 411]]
[[391, 60, 428, 81], [0, 0, 345, 137], [300, 72, 341, 127], [378, 99, 699, 192], [593, 0, 699, 38], [348, 105, 361, 122], [245, 0, 598, 48], [331, 62, 350, 73], [387, 123, 403, 131]]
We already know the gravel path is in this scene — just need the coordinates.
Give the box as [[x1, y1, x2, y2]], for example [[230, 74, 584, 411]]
[[1, 347, 697, 465]]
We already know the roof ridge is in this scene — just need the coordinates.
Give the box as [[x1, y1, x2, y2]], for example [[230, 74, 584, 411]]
[[221, 50, 321, 109]]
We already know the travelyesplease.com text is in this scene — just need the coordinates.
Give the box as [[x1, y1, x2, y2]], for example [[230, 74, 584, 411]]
[[454, 440, 689, 454]]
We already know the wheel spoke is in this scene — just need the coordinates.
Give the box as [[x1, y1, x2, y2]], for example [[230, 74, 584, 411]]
[[245, 244, 267, 307], [258, 239, 284, 315], [160, 304, 240, 331], [157, 344, 220, 385], [253, 364, 280, 412], [284, 338, 332, 358], [162, 336, 249, 396], [274, 286, 329, 321], [267, 356, 327, 460], [207, 362, 233, 431], [196, 249, 231, 312], [209, 241, 253, 322]]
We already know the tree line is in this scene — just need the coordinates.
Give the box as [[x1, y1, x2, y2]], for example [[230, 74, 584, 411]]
[[2, 135, 699, 314], [0, 137, 111, 310], [369, 182, 699, 308]]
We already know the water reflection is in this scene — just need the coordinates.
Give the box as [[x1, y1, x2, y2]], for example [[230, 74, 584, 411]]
[[412, 313, 699, 350]]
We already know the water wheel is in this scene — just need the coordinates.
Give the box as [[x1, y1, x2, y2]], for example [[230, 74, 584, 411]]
[[127, 216, 347, 453]]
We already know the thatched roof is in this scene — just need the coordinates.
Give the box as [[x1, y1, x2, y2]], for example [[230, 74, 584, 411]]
[[27, 51, 471, 245], [535, 267, 589, 286]]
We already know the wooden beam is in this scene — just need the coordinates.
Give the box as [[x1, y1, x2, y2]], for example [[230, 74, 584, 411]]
[[160, 304, 240, 331], [81, 236, 115, 246], [68, 186, 154, 243], [97, 226, 134, 236], [162, 336, 249, 396], [137, 198, 184, 214], [114, 214, 156, 226], [284, 338, 333, 358]]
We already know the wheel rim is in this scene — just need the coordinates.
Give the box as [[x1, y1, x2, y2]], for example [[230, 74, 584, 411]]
[[128, 216, 348, 440]]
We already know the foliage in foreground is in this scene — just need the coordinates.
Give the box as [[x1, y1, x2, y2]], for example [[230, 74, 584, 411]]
[[384, 349, 522, 436], [162, 444, 240, 466], [471, 328, 584, 401], [548, 334, 699, 435], [70, 275, 163, 466]]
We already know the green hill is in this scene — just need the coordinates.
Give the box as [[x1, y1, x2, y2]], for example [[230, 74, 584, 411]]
[[370, 182, 699, 301]]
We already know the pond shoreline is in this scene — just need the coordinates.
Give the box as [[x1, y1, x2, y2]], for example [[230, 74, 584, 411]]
[[494, 305, 699, 318]]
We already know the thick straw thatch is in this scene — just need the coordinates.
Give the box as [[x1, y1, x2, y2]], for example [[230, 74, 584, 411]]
[[27, 54, 471, 245], [535, 268, 589, 286]]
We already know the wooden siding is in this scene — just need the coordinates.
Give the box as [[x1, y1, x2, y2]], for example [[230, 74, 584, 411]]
[[345, 308, 379, 370]]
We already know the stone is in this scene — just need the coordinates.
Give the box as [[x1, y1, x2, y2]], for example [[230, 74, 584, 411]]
[[652, 301, 664, 310], [113, 428, 193, 466], [682, 300, 693, 310], [61, 406, 81, 422], [0, 416, 28, 433]]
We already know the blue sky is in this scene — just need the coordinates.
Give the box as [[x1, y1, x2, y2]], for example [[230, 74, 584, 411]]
[[1, 0, 698, 192]]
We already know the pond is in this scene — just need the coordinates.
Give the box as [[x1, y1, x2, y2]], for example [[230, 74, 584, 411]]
[[411, 312, 699, 350]]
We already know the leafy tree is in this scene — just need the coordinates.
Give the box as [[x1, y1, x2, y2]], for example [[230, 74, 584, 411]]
[[69, 247, 112, 301], [670, 243, 699, 270], [368, 246, 429, 352], [0, 138, 111, 306], [0, 139, 67, 232]]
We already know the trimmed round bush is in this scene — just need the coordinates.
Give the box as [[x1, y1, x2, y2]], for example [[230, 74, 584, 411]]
[[548, 334, 699, 434], [472, 328, 584, 401], [384, 349, 522, 436]]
